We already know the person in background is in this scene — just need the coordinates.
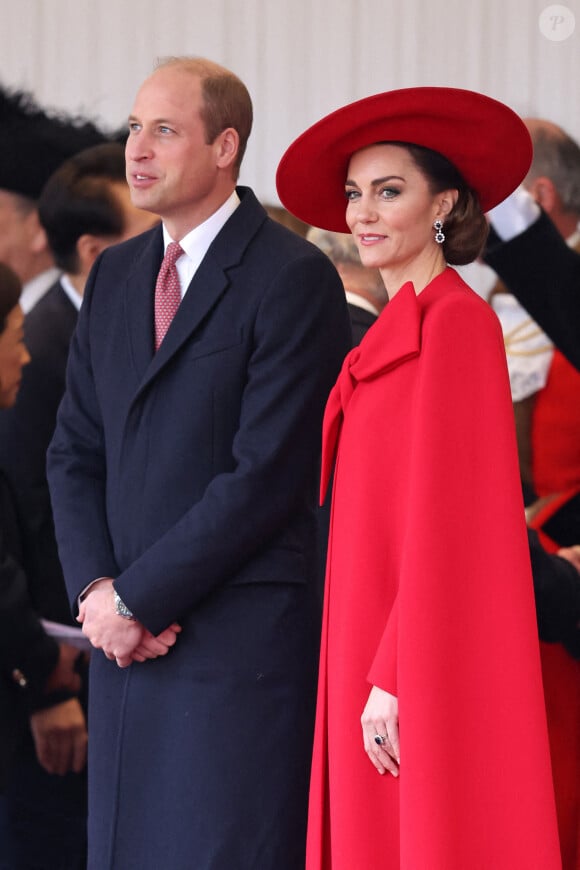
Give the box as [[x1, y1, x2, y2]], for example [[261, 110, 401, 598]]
[[0, 264, 86, 868], [485, 119, 580, 870], [306, 227, 388, 344], [264, 203, 310, 238], [0, 85, 110, 314], [0, 142, 159, 870], [277, 86, 561, 869], [486, 187, 580, 372], [47, 56, 350, 869], [489, 119, 580, 496], [0, 262, 35, 790]]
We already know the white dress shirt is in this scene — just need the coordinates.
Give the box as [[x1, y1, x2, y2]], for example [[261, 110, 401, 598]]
[[161, 190, 240, 296]]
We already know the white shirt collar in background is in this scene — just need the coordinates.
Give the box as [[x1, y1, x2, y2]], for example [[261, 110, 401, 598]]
[[567, 226, 580, 249], [60, 274, 83, 311], [20, 267, 61, 314], [344, 291, 379, 317]]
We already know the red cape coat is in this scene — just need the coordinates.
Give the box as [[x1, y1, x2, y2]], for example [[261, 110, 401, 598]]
[[307, 269, 561, 869]]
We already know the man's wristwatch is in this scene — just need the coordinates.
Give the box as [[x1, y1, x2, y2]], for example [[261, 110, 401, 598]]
[[113, 589, 136, 621]]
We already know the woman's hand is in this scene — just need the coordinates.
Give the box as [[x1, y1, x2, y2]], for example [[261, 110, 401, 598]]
[[361, 685, 400, 777]]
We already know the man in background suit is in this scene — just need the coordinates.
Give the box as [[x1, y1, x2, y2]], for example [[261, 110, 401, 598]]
[[0, 142, 158, 869], [306, 227, 387, 345], [486, 125, 580, 870], [47, 56, 350, 869], [488, 119, 580, 490], [486, 188, 580, 373]]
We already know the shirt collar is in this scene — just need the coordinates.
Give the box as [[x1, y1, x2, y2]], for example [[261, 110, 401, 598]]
[[19, 267, 61, 314], [566, 226, 580, 249], [161, 189, 240, 263], [60, 274, 83, 311], [345, 290, 380, 317]]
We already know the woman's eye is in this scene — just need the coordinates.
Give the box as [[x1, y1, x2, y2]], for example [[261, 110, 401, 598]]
[[344, 189, 360, 201], [380, 187, 399, 200]]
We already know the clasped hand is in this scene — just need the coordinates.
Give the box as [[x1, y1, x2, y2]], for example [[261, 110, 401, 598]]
[[77, 578, 181, 667]]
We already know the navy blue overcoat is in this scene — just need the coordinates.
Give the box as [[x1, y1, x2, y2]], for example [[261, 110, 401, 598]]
[[47, 187, 351, 870]]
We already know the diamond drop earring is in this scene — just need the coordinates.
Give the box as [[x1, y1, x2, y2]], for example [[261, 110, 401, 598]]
[[433, 219, 445, 244]]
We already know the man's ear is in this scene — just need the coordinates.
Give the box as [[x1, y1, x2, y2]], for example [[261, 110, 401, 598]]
[[527, 176, 557, 215], [215, 127, 240, 170], [76, 234, 110, 276]]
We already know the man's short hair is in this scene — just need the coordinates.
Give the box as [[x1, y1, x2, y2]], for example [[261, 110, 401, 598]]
[[306, 227, 364, 266], [307, 227, 387, 306], [156, 57, 253, 177], [38, 143, 128, 273], [526, 123, 580, 215]]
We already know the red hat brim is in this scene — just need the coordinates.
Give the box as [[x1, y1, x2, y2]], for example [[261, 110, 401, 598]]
[[276, 87, 532, 232]]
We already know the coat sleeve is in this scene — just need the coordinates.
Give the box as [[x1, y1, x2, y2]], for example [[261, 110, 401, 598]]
[[47, 254, 125, 609], [370, 292, 561, 867], [485, 211, 580, 372]]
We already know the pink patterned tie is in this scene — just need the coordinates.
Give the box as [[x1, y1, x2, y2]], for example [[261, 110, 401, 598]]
[[154, 241, 184, 351]]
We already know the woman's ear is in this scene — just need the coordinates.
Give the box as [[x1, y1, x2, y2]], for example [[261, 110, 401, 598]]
[[435, 188, 459, 220]]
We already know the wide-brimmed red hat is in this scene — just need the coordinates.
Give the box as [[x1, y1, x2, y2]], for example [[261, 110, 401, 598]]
[[276, 87, 532, 232]]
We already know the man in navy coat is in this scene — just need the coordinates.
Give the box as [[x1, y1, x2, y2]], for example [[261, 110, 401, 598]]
[[486, 188, 580, 372], [47, 56, 350, 869]]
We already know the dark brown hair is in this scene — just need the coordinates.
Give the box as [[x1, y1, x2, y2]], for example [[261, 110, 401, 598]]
[[394, 142, 489, 265], [38, 142, 127, 273]]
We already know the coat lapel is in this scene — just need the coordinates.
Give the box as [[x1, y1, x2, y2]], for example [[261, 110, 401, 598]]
[[128, 188, 267, 403], [320, 282, 422, 500], [350, 281, 422, 381], [124, 225, 163, 380]]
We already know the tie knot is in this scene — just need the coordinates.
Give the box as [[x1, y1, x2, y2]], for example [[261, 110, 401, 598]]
[[164, 241, 184, 267]]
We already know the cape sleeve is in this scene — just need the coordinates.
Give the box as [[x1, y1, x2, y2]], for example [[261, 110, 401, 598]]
[[370, 290, 561, 868]]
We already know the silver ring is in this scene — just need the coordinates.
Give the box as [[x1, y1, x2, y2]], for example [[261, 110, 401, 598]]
[[374, 734, 387, 746]]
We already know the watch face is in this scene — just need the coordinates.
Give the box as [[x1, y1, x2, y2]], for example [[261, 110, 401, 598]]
[[114, 590, 135, 620]]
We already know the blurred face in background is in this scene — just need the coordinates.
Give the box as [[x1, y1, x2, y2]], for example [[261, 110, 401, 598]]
[[0, 303, 30, 407], [0, 191, 48, 284], [110, 181, 160, 241]]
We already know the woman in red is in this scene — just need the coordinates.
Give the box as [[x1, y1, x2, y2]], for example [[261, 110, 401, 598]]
[[277, 88, 562, 869]]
